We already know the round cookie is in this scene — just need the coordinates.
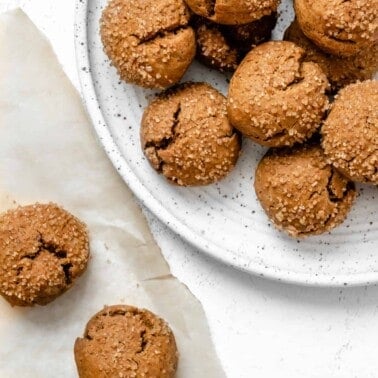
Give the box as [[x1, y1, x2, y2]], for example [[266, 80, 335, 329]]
[[100, 0, 196, 89], [294, 0, 378, 57], [185, 0, 279, 25], [284, 19, 378, 92], [0, 203, 89, 306], [74, 305, 178, 378], [193, 14, 277, 72], [141, 82, 241, 186], [321, 80, 378, 185], [227, 41, 329, 147], [254, 145, 356, 237]]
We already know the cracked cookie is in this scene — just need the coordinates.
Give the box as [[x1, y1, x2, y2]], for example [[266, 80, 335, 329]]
[[294, 0, 378, 57], [254, 145, 356, 237], [141, 82, 241, 186], [0, 203, 89, 306], [284, 19, 378, 92], [185, 0, 279, 25], [74, 305, 178, 378], [227, 41, 329, 147], [322, 80, 378, 185], [193, 14, 277, 72], [100, 0, 196, 89]]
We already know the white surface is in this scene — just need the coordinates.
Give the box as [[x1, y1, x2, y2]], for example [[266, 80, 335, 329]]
[[1, 1, 378, 377], [75, 0, 378, 286], [0, 9, 224, 377]]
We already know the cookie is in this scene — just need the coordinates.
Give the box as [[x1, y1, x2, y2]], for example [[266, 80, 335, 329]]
[[322, 80, 378, 185], [294, 0, 378, 57], [100, 0, 196, 89], [227, 41, 329, 147], [193, 18, 239, 71], [185, 0, 279, 25], [193, 14, 277, 72], [284, 19, 378, 92], [74, 305, 178, 378], [0, 203, 89, 306], [141, 82, 241, 186], [254, 145, 356, 237]]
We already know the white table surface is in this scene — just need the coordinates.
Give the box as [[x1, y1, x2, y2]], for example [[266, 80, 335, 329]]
[[1, 1, 378, 377]]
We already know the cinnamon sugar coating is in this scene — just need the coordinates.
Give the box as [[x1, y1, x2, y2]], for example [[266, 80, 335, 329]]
[[141, 82, 241, 186], [0, 203, 89, 306], [294, 0, 378, 57], [227, 41, 329, 147], [185, 0, 279, 25], [100, 0, 195, 89], [322, 80, 378, 185], [254, 145, 356, 237], [284, 19, 378, 92], [74, 305, 178, 378]]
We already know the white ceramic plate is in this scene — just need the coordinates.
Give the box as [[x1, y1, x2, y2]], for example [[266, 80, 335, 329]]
[[74, 0, 378, 286]]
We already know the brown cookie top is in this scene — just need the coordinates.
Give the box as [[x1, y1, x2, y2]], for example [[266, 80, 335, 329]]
[[141, 82, 241, 186], [74, 305, 178, 378], [0, 203, 89, 306], [193, 14, 276, 72], [284, 19, 378, 92], [322, 80, 378, 185], [100, 0, 195, 89], [227, 41, 329, 147], [185, 0, 279, 25], [254, 145, 356, 237], [295, 0, 378, 57]]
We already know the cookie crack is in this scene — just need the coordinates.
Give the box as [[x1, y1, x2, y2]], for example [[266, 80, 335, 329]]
[[145, 103, 181, 173], [325, 170, 354, 203], [328, 34, 357, 45], [24, 232, 72, 284], [137, 330, 148, 353], [132, 25, 190, 46], [207, 0, 216, 17]]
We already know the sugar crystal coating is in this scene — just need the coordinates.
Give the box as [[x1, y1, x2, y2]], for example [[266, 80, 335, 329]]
[[74, 305, 178, 378], [0, 203, 89, 306]]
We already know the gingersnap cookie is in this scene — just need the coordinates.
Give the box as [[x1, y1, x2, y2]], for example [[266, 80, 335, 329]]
[[74, 305, 178, 378], [100, 0, 196, 89], [284, 19, 378, 92], [294, 0, 378, 57], [185, 0, 279, 25], [254, 145, 356, 237], [193, 18, 239, 71], [227, 41, 329, 147], [0, 203, 89, 306], [141, 82, 241, 186], [193, 14, 276, 72], [321, 80, 378, 185]]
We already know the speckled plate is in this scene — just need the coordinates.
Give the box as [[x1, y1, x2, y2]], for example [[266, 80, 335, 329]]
[[75, 0, 378, 287]]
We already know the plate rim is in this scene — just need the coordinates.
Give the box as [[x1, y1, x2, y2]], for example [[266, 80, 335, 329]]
[[74, 0, 378, 287]]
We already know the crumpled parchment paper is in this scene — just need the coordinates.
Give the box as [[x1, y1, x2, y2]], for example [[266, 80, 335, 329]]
[[0, 9, 225, 378]]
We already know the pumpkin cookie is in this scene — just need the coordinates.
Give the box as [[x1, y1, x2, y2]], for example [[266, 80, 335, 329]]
[[227, 41, 329, 147], [141, 82, 241, 186], [294, 0, 378, 57], [254, 145, 356, 237], [322, 80, 378, 185], [0, 203, 89, 306], [284, 19, 378, 92], [100, 0, 196, 89], [74, 305, 178, 378], [185, 0, 279, 25]]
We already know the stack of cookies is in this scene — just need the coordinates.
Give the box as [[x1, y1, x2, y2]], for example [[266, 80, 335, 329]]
[[100, 0, 377, 238]]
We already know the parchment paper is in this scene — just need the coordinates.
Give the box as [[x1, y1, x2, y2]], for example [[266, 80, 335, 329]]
[[0, 9, 225, 377]]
